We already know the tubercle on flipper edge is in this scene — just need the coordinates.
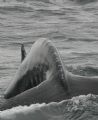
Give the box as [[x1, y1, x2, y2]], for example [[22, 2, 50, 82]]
[[44, 40, 70, 95]]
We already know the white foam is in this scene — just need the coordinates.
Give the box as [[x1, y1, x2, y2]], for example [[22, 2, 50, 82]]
[[0, 102, 65, 120], [0, 94, 98, 120]]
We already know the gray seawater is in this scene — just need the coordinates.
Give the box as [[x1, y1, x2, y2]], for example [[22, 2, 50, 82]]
[[1, 0, 98, 119]]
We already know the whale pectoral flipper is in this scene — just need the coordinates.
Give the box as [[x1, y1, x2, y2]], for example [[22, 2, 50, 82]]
[[3, 39, 69, 109], [21, 44, 26, 62]]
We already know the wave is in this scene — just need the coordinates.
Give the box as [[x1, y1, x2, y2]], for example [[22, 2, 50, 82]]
[[0, 0, 97, 14], [68, 38, 98, 42], [70, 0, 97, 4], [0, 0, 59, 14], [0, 94, 98, 120], [67, 65, 98, 76], [16, 0, 51, 3], [0, 3, 34, 13], [15, 0, 98, 4]]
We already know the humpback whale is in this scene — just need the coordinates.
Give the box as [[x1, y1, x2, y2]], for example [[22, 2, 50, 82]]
[[1, 39, 98, 110]]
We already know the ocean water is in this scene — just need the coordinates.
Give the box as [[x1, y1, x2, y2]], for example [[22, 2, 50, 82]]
[[0, 0, 98, 119]]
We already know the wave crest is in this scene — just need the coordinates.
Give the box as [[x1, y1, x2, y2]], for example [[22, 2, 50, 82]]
[[67, 65, 98, 76], [0, 94, 98, 120]]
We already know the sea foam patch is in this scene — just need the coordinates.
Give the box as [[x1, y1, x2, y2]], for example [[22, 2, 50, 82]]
[[0, 102, 65, 120], [0, 94, 98, 120]]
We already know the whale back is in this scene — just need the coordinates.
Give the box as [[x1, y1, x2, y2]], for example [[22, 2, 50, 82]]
[[4, 39, 69, 99]]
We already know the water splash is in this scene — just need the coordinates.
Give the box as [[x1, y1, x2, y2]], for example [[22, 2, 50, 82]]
[[0, 94, 98, 120]]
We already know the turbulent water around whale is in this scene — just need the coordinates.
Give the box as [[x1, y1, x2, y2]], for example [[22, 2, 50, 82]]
[[0, 0, 98, 119]]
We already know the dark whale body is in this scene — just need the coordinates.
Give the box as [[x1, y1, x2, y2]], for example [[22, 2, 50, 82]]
[[1, 39, 98, 111]]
